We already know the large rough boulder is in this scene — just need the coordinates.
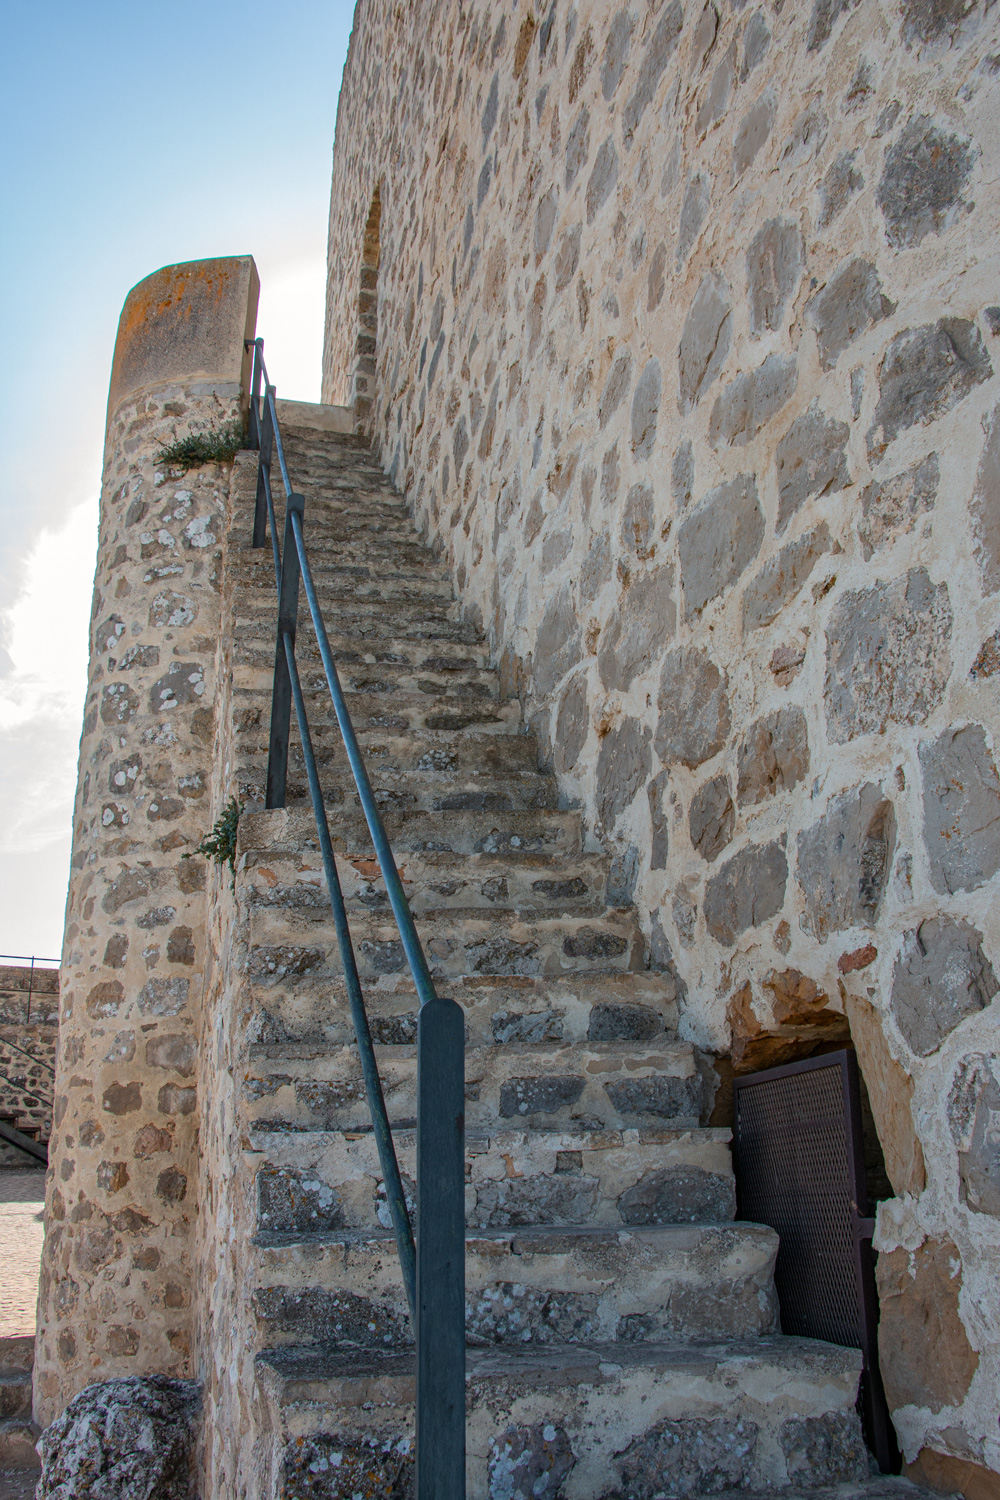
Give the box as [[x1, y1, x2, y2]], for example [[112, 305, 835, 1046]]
[[37, 1375, 200, 1499]]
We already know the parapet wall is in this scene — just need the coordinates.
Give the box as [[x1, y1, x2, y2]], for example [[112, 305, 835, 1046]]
[[34, 256, 258, 1424], [0, 965, 58, 1163], [324, 0, 1000, 1481]]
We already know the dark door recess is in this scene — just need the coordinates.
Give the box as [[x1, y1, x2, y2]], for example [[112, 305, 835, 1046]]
[[733, 1049, 900, 1474]]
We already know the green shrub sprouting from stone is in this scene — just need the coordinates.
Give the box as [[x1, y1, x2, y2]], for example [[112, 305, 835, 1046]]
[[155, 419, 246, 471], [185, 797, 242, 880]]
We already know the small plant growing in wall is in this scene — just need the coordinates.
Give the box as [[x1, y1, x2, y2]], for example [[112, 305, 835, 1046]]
[[185, 797, 242, 883], [155, 418, 246, 471]]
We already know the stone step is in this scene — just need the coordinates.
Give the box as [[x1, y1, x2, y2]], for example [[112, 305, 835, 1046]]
[[247, 1125, 736, 1232], [238, 805, 584, 864], [255, 1336, 867, 1500], [231, 613, 492, 669], [236, 766, 558, 820], [231, 555, 453, 603], [247, 969, 680, 1050], [242, 847, 608, 916], [0, 1417, 40, 1470], [251, 1222, 780, 1349], [0, 1339, 34, 1377], [243, 1038, 704, 1134], [233, 684, 522, 736], [232, 594, 480, 644], [236, 646, 500, 700], [246, 904, 644, 982], [238, 726, 540, 782], [0, 1371, 31, 1422]]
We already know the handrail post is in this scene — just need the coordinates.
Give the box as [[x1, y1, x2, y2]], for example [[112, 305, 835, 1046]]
[[247, 337, 264, 450], [253, 382, 276, 550], [265, 492, 303, 809], [416, 996, 466, 1500]]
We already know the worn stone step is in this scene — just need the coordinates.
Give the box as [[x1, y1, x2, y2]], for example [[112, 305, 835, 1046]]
[[243, 1038, 704, 1134], [233, 684, 521, 736], [238, 805, 583, 865], [255, 1336, 867, 1500], [231, 606, 491, 664], [243, 846, 607, 917], [0, 1371, 32, 1423], [240, 727, 540, 783], [232, 594, 480, 644], [251, 1222, 779, 1350], [236, 765, 558, 821], [247, 969, 680, 1050], [247, 1125, 736, 1232], [236, 646, 499, 701], [0, 1416, 40, 1469], [0, 1339, 34, 1377], [246, 904, 643, 982]]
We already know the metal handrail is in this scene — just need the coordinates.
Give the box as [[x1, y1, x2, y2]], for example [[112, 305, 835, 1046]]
[[0, 1035, 56, 1077], [245, 339, 466, 1500]]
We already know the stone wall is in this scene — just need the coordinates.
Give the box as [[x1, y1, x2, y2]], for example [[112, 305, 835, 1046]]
[[323, 0, 1000, 1479], [0, 965, 58, 1163], [34, 257, 259, 1426]]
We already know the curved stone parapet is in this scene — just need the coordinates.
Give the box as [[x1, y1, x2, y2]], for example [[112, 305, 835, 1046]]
[[34, 256, 258, 1428]]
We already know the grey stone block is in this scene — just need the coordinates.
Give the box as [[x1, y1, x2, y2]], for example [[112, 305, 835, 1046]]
[[867, 318, 992, 457], [920, 725, 1000, 893], [617, 1165, 736, 1225], [616, 1414, 758, 1497], [776, 401, 850, 531], [877, 116, 975, 248], [825, 569, 952, 742], [805, 259, 894, 370], [689, 775, 735, 862], [709, 355, 798, 449], [736, 706, 810, 806], [655, 647, 731, 769], [704, 841, 788, 944], [747, 218, 802, 335], [892, 917, 997, 1056], [797, 783, 895, 941], [679, 473, 765, 618], [678, 273, 732, 414]]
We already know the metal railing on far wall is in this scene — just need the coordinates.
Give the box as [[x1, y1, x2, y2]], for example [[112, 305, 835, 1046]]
[[245, 339, 466, 1500]]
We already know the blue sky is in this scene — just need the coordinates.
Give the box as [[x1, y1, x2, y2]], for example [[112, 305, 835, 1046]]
[[0, 0, 356, 958]]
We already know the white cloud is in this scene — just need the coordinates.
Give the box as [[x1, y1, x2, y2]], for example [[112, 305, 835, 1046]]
[[0, 499, 96, 857]]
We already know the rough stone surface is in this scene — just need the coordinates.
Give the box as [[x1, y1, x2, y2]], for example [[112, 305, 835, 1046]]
[[877, 117, 975, 250], [867, 319, 992, 458], [689, 776, 735, 863], [891, 917, 998, 1057], [949, 1054, 1000, 1217], [488, 1422, 575, 1500], [859, 453, 939, 560], [736, 707, 809, 806], [678, 475, 765, 619], [596, 718, 651, 827], [617, 1167, 736, 1226], [747, 219, 802, 336], [36, 1375, 200, 1499], [709, 355, 797, 449], [825, 569, 952, 742], [677, 273, 732, 414], [971, 405, 1000, 595], [281, 1434, 413, 1500], [841, 991, 926, 1197], [742, 525, 831, 631], [797, 784, 895, 941], [704, 843, 788, 945], [920, 725, 1000, 894], [805, 260, 894, 371], [877, 1237, 980, 1414], [655, 648, 731, 769], [775, 402, 850, 532], [597, 566, 676, 692], [616, 1415, 758, 1498], [778, 1412, 868, 1485]]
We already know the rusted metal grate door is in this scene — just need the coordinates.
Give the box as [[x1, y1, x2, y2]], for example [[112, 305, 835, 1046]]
[[733, 1049, 899, 1473]]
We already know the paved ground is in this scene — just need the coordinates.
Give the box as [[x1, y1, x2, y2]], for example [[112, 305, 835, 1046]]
[[0, 1171, 45, 1338], [0, 1474, 35, 1499]]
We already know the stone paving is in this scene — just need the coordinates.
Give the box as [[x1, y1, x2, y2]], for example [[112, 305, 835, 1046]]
[[0, 1172, 45, 1338]]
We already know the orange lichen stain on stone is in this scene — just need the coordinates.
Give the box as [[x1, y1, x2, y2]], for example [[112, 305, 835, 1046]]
[[117, 262, 238, 347]]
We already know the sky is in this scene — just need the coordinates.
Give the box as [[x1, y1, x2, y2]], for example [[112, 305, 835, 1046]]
[[0, 0, 356, 961]]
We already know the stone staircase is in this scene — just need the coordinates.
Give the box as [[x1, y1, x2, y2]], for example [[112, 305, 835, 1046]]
[[0, 1336, 40, 1499], [224, 412, 875, 1499]]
